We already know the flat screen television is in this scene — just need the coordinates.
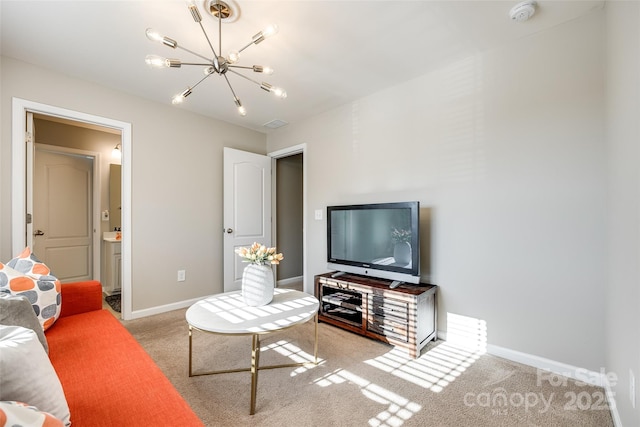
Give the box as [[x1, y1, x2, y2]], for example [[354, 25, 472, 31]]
[[327, 201, 420, 285]]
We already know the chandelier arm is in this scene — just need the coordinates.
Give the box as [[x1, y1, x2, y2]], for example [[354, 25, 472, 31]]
[[237, 40, 255, 54], [222, 74, 240, 100], [227, 68, 263, 87], [176, 45, 214, 63], [188, 71, 216, 93], [182, 62, 216, 67], [196, 21, 220, 62], [217, 0, 222, 59], [228, 65, 253, 70]]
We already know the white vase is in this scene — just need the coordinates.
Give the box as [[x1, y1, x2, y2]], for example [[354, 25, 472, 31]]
[[241, 264, 275, 306], [393, 242, 412, 265]]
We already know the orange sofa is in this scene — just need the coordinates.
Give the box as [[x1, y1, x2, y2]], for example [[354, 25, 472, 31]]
[[44, 281, 203, 426]]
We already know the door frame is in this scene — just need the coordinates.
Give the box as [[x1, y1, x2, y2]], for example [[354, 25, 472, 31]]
[[34, 143, 101, 282], [11, 98, 133, 319], [268, 143, 308, 293]]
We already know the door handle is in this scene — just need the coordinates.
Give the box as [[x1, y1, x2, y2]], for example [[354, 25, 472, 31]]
[[34, 229, 45, 236], [224, 228, 233, 234]]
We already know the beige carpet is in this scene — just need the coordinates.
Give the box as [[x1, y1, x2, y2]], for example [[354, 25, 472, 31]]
[[124, 309, 613, 427]]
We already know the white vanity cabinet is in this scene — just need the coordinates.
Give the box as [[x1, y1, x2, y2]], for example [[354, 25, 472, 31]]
[[102, 233, 121, 296]]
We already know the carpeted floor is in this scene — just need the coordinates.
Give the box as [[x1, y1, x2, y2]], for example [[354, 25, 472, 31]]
[[123, 308, 614, 427]]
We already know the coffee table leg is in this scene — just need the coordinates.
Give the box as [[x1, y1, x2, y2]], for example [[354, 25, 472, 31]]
[[250, 334, 260, 415], [188, 326, 193, 377]]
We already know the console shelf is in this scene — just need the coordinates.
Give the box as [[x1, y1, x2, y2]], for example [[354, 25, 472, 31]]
[[315, 272, 437, 359]]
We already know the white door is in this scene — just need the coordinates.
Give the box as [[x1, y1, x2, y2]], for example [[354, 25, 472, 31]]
[[25, 112, 35, 250], [33, 147, 93, 282], [223, 148, 272, 292]]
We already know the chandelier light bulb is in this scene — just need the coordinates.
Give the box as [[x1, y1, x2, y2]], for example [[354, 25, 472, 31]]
[[234, 98, 247, 116], [252, 24, 279, 45], [228, 51, 240, 64], [253, 65, 274, 75], [203, 66, 215, 75], [145, 28, 163, 42], [145, 28, 177, 48], [172, 88, 192, 105], [272, 87, 287, 99], [145, 55, 169, 68], [262, 24, 279, 39]]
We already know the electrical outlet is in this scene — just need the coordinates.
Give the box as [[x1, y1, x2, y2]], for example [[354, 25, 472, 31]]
[[631, 369, 636, 408], [177, 269, 186, 282]]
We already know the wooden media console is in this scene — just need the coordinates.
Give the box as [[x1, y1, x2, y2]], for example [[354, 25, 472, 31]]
[[315, 272, 437, 358]]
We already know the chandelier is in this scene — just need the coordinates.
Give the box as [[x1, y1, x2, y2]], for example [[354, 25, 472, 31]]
[[145, 0, 286, 116]]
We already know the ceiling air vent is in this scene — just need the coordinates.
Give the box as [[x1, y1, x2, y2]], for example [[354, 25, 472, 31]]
[[263, 119, 289, 129]]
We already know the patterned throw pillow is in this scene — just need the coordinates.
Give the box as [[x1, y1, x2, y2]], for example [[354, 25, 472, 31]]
[[0, 401, 64, 427], [1, 248, 61, 331], [0, 326, 70, 426]]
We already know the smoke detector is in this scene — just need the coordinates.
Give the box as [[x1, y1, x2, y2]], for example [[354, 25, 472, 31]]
[[509, 1, 536, 22]]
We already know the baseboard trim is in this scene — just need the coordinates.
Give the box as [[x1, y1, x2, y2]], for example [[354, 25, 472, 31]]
[[437, 329, 622, 425], [277, 275, 303, 288], [129, 297, 203, 320]]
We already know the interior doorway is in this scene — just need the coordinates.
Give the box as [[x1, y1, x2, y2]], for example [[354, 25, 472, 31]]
[[11, 98, 133, 319], [275, 153, 303, 290], [269, 144, 307, 293]]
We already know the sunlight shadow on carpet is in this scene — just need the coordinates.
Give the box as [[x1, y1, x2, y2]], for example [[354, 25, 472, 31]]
[[332, 312, 488, 426], [258, 313, 489, 426]]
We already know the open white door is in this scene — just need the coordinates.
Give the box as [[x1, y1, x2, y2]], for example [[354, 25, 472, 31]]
[[223, 148, 271, 292], [25, 112, 34, 250]]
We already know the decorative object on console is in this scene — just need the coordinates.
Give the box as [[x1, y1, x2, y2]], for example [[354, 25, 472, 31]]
[[145, 0, 286, 116], [235, 242, 283, 306]]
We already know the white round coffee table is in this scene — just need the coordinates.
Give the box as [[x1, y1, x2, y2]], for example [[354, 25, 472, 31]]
[[185, 288, 319, 415]]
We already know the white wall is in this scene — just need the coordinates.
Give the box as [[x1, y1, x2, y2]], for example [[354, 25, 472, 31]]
[[0, 57, 266, 312], [605, 1, 640, 425], [268, 12, 607, 370]]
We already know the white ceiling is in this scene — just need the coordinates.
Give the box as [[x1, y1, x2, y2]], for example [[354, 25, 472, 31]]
[[1, 1, 604, 133]]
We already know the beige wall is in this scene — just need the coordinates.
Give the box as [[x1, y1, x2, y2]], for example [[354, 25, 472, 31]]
[[268, 11, 607, 371], [605, 1, 640, 425], [1, 57, 267, 312]]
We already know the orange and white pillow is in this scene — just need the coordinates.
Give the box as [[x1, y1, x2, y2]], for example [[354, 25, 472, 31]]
[[0, 401, 63, 427], [0, 248, 61, 331]]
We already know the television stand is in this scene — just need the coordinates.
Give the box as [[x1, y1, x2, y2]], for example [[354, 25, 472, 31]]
[[315, 272, 437, 358]]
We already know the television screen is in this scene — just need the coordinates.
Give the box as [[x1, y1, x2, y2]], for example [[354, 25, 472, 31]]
[[327, 201, 420, 284]]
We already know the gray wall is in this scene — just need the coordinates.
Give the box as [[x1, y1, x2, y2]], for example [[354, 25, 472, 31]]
[[276, 153, 303, 280], [268, 11, 607, 372]]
